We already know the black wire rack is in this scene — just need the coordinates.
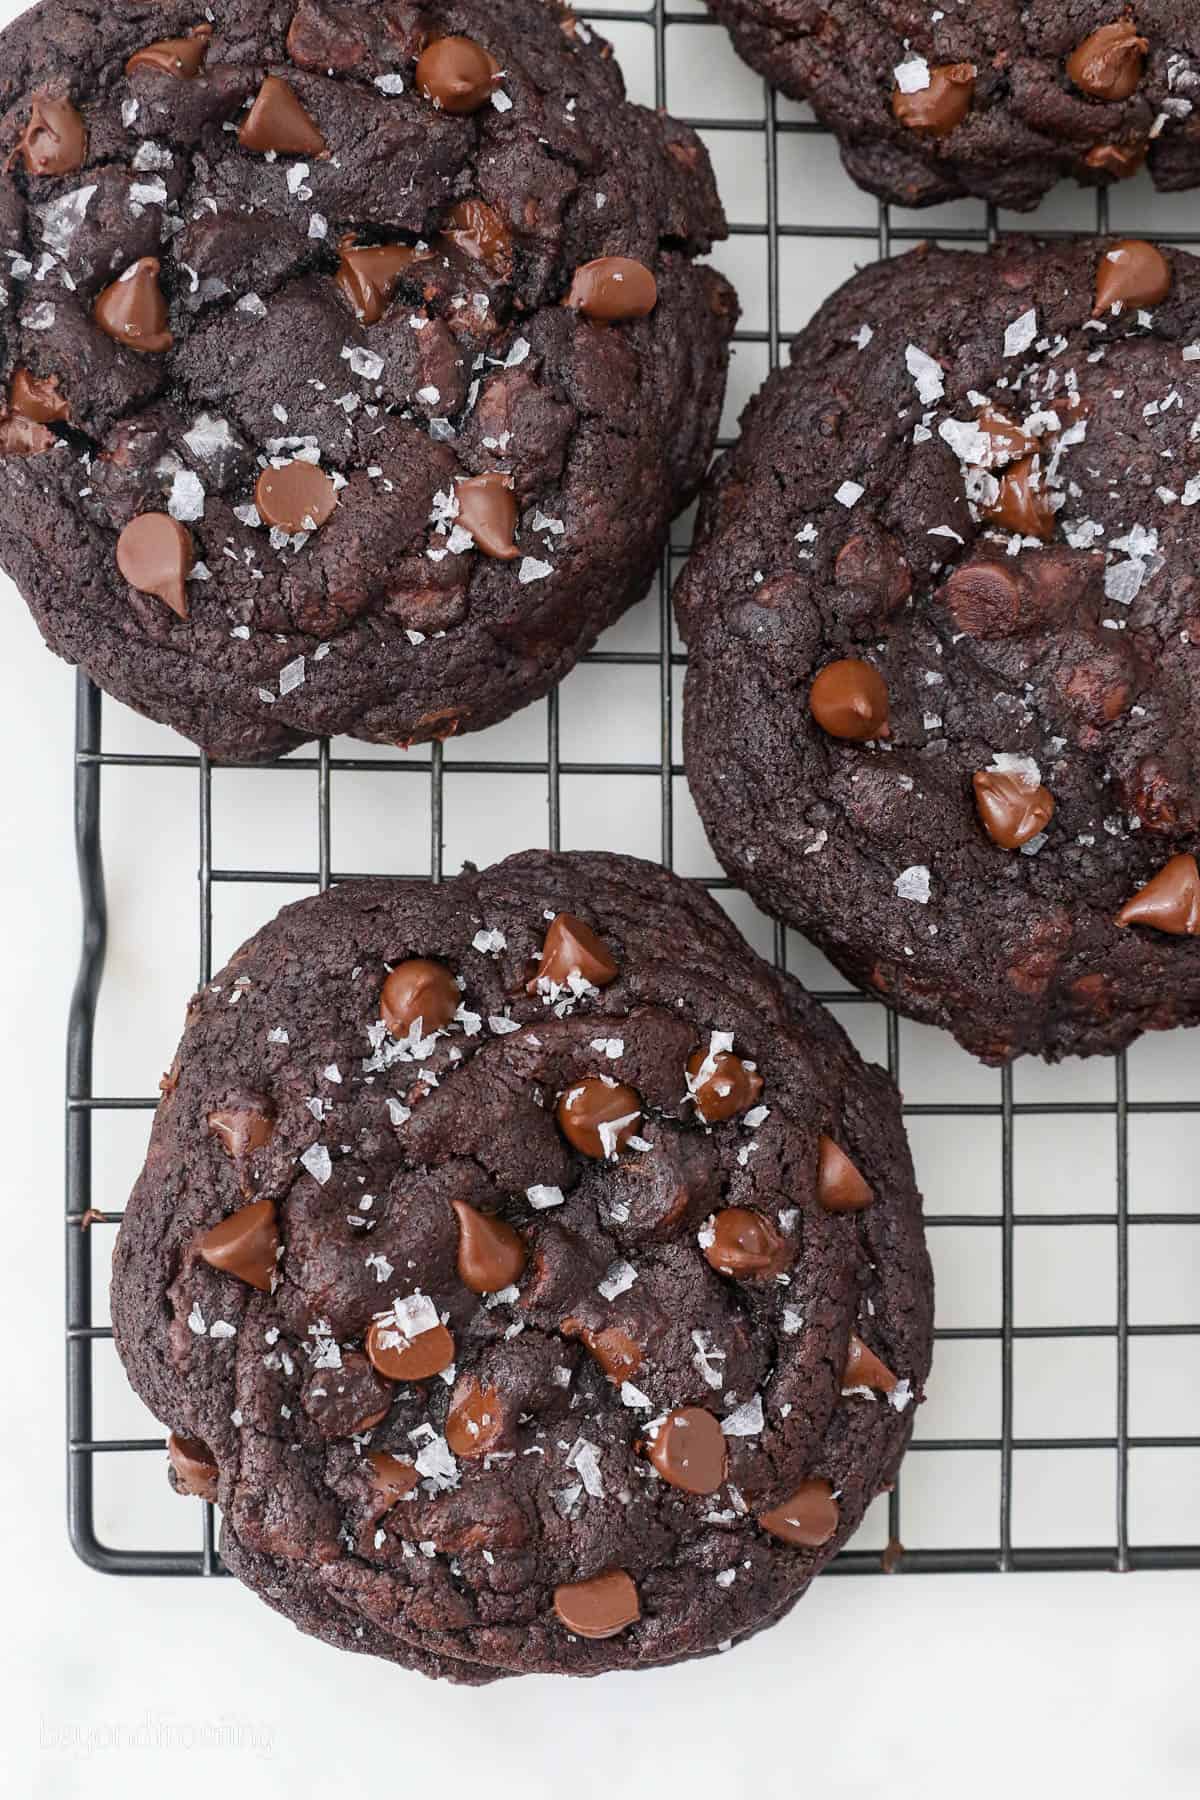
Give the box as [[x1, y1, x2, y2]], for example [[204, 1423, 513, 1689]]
[[66, 1, 1200, 1583]]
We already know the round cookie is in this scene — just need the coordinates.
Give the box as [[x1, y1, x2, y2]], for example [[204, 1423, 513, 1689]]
[[676, 238, 1200, 1064], [111, 850, 931, 1682], [0, 2, 735, 760], [704, 2, 1200, 210]]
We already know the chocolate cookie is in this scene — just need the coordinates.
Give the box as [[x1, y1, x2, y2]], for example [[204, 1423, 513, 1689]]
[[677, 238, 1200, 1064], [704, 2, 1200, 209], [0, 2, 734, 760], [111, 851, 931, 1681]]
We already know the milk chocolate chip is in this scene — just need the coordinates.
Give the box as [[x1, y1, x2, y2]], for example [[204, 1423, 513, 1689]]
[[115, 513, 193, 619], [563, 1321, 643, 1383], [891, 63, 975, 136], [196, 1198, 279, 1291], [8, 92, 86, 176], [758, 1478, 839, 1547], [976, 408, 1035, 468], [455, 473, 519, 560], [415, 36, 499, 113], [702, 1207, 787, 1279], [556, 1078, 642, 1159], [94, 258, 172, 353], [451, 1198, 526, 1294], [10, 368, 69, 423], [1093, 240, 1172, 315], [535, 913, 618, 988], [442, 199, 513, 275], [365, 1315, 455, 1381], [380, 958, 459, 1038], [565, 257, 657, 321], [445, 1376, 504, 1458], [255, 460, 337, 534], [686, 1046, 763, 1123], [335, 237, 423, 324], [817, 1135, 873, 1212], [1084, 141, 1147, 179], [843, 1333, 898, 1394], [239, 76, 328, 156], [207, 1101, 273, 1160], [1115, 853, 1200, 936], [983, 454, 1056, 541], [973, 769, 1055, 849], [367, 1449, 419, 1500], [1067, 20, 1147, 100], [646, 1407, 727, 1495], [167, 1431, 218, 1501], [553, 1569, 640, 1639], [809, 658, 890, 741], [126, 23, 213, 78]]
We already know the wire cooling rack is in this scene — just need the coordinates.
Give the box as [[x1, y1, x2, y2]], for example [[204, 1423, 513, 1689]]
[[66, 1, 1200, 1584]]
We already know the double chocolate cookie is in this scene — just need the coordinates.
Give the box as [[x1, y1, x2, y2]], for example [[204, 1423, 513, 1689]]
[[0, 2, 734, 759], [677, 239, 1200, 1063], [704, 3, 1200, 210], [111, 851, 931, 1681]]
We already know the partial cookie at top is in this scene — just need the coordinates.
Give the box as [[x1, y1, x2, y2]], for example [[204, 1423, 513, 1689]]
[[110, 850, 931, 1681], [676, 239, 1200, 1063], [703, 2, 1200, 210], [0, 0, 734, 759]]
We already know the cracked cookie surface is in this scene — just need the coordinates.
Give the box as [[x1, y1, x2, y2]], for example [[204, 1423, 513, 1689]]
[[0, 0, 734, 758], [704, 2, 1200, 210], [111, 850, 931, 1681], [676, 238, 1200, 1063]]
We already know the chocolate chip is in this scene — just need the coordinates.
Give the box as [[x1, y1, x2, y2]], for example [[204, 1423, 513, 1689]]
[[451, 1198, 526, 1294], [702, 1207, 787, 1279], [445, 1376, 503, 1458], [973, 769, 1055, 849], [94, 258, 172, 353], [207, 1100, 274, 1160], [534, 912, 619, 988], [553, 1568, 640, 1639], [1067, 20, 1147, 100], [976, 407, 1034, 468], [442, 199, 513, 275], [940, 558, 1023, 637], [335, 237, 424, 325], [1115, 853, 1200, 936], [564, 257, 658, 321], [816, 1136, 873, 1212], [0, 414, 55, 456], [167, 1430, 218, 1501], [686, 1046, 763, 1123], [366, 1449, 419, 1500], [126, 23, 213, 78], [1092, 240, 1172, 316], [809, 657, 890, 741], [983, 454, 1055, 541], [556, 1077, 642, 1159], [8, 92, 86, 176], [304, 1349, 392, 1435], [843, 1333, 898, 1393], [115, 513, 193, 619], [196, 1198, 279, 1291], [238, 75, 328, 156], [380, 958, 459, 1038], [1084, 142, 1146, 179], [415, 36, 499, 114], [646, 1406, 727, 1495], [758, 1478, 839, 1548], [365, 1315, 455, 1381], [891, 63, 975, 137], [10, 367, 69, 424], [455, 472, 520, 560], [255, 460, 337, 534], [562, 1320, 643, 1383]]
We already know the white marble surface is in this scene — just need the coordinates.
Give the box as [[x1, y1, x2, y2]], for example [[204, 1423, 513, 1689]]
[[3, 2, 1198, 1792]]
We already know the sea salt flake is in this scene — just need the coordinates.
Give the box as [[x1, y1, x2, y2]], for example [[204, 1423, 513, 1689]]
[[894, 864, 932, 904], [1004, 308, 1038, 357], [168, 469, 205, 522], [279, 655, 306, 695], [518, 556, 553, 584], [905, 343, 945, 405], [472, 927, 506, 955], [374, 73, 405, 94], [300, 1142, 332, 1184], [527, 1184, 564, 1209], [834, 480, 864, 509], [598, 1259, 637, 1301], [342, 344, 384, 381], [566, 1438, 604, 1497], [894, 54, 930, 94], [722, 1395, 764, 1437]]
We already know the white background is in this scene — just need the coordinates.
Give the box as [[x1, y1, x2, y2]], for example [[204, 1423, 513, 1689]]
[[3, 2, 1198, 1794]]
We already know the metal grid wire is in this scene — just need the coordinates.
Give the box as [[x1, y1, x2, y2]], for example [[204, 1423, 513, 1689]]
[[66, 1, 1200, 1581]]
